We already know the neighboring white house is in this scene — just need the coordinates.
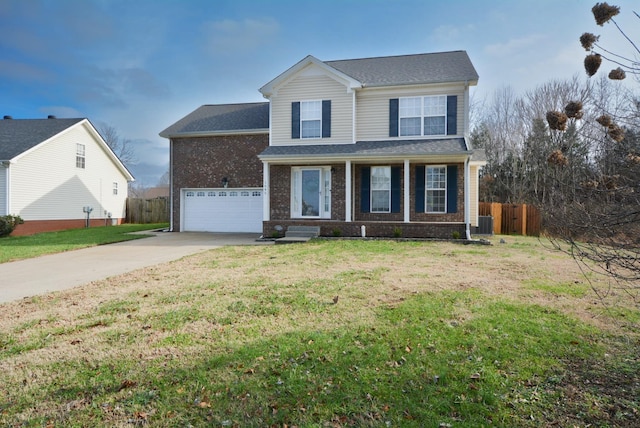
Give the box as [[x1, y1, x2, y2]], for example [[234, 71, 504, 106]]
[[0, 116, 134, 235]]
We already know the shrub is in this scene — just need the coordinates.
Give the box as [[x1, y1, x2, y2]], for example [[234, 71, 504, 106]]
[[0, 215, 24, 237]]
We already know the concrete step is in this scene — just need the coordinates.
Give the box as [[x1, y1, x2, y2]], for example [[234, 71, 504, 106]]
[[284, 225, 320, 238]]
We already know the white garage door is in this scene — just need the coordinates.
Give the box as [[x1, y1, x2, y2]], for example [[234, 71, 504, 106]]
[[183, 188, 263, 233]]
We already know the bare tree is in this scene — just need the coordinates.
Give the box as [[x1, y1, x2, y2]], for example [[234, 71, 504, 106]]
[[97, 123, 137, 167], [544, 2, 640, 291], [156, 168, 170, 187]]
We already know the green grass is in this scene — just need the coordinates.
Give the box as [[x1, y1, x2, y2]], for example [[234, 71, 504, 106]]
[[0, 223, 168, 263], [1, 238, 637, 427]]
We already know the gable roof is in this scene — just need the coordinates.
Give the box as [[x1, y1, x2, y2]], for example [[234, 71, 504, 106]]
[[259, 51, 478, 97], [325, 51, 479, 87], [0, 118, 84, 160], [0, 117, 134, 181], [159, 103, 269, 138]]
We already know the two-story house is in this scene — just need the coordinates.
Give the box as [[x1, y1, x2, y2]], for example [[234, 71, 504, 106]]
[[161, 51, 484, 239]]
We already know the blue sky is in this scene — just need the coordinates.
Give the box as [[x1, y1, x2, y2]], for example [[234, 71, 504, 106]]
[[1, 0, 637, 185]]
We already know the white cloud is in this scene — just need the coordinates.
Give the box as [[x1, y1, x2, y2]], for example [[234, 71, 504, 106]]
[[39, 106, 84, 119], [202, 17, 280, 55], [484, 34, 545, 57]]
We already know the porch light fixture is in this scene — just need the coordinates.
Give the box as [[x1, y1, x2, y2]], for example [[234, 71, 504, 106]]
[[222, 177, 229, 188]]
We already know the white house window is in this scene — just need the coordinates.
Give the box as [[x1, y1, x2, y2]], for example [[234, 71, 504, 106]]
[[426, 166, 447, 213], [301, 100, 322, 139], [113, 182, 118, 195], [76, 143, 86, 169], [399, 96, 447, 137], [371, 166, 391, 213], [291, 167, 331, 218]]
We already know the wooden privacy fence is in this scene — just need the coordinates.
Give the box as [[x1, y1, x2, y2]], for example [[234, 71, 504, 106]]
[[126, 197, 169, 224], [479, 202, 541, 236]]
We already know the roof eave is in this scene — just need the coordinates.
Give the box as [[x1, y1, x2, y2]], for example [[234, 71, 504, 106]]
[[259, 151, 474, 164], [162, 128, 269, 139], [361, 78, 478, 89]]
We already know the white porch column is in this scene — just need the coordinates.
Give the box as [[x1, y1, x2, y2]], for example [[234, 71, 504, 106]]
[[464, 156, 471, 239], [345, 160, 352, 222], [262, 161, 270, 221], [404, 159, 410, 222]]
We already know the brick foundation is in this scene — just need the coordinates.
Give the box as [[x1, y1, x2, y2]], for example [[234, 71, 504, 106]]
[[264, 220, 466, 239], [11, 218, 124, 236]]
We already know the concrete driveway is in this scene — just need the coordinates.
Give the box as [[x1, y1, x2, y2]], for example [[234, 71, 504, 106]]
[[0, 231, 272, 304]]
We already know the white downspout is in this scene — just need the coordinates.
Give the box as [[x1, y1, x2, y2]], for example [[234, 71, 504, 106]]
[[263, 161, 270, 222], [464, 156, 471, 240]]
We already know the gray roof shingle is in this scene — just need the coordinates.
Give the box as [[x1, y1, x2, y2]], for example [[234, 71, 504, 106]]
[[0, 118, 84, 160], [325, 51, 478, 87], [259, 138, 469, 160], [160, 103, 269, 138]]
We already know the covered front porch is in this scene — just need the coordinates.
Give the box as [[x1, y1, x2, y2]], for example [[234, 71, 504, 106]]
[[258, 139, 485, 239]]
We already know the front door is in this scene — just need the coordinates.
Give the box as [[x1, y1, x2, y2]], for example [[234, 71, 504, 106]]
[[291, 167, 331, 218]]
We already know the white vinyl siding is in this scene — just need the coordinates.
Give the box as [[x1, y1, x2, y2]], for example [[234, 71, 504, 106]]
[[356, 86, 465, 141], [9, 122, 130, 221], [270, 68, 353, 146], [0, 164, 7, 215]]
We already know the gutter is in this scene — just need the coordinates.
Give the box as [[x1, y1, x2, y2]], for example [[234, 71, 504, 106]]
[[160, 129, 269, 139]]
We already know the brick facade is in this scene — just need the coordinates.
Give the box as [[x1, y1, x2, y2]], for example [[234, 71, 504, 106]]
[[171, 134, 269, 231], [264, 162, 467, 239]]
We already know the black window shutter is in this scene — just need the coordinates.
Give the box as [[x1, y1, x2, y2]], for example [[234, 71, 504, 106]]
[[446, 165, 458, 213], [389, 98, 399, 137], [361, 167, 371, 213], [292, 102, 300, 139], [415, 165, 425, 212], [391, 166, 401, 213], [447, 96, 457, 135], [322, 100, 331, 138]]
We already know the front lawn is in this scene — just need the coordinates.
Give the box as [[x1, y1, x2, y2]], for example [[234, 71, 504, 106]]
[[0, 237, 638, 427], [0, 223, 168, 263]]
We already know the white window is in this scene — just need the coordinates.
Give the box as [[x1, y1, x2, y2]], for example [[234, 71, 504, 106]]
[[399, 96, 447, 137], [301, 100, 322, 139], [371, 166, 391, 213], [113, 182, 118, 195], [426, 166, 447, 213], [76, 143, 85, 169], [291, 167, 331, 218]]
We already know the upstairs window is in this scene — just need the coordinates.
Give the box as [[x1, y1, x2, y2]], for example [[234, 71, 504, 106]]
[[399, 96, 447, 136], [113, 182, 118, 195], [292, 100, 331, 139], [76, 143, 85, 169], [390, 95, 456, 137], [301, 101, 322, 138]]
